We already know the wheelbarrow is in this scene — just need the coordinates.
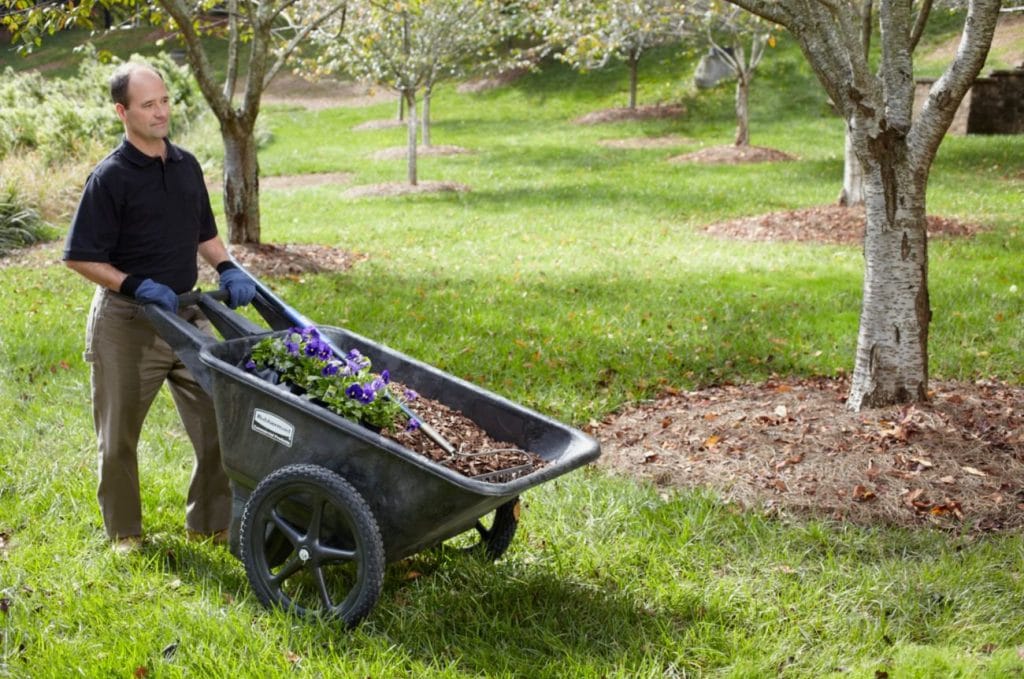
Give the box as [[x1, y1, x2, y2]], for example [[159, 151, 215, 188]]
[[145, 280, 600, 627]]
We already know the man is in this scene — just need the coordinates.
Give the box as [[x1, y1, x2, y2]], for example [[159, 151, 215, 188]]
[[63, 61, 256, 553]]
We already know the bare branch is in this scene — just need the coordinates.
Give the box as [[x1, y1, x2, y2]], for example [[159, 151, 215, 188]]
[[720, 0, 792, 27], [909, 0, 934, 52], [910, 0, 1001, 167]]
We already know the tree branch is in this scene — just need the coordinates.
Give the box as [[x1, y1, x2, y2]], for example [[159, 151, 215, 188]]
[[159, 0, 231, 120], [909, 0, 934, 52], [909, 0, 1001, 168]]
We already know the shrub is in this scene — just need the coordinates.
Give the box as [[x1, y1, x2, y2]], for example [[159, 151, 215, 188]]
[[0, 183, 55, 257], [0, 47, 204, 165]]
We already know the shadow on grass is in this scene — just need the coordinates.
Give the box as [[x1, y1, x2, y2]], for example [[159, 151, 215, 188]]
[[373, 559, 722, 675]]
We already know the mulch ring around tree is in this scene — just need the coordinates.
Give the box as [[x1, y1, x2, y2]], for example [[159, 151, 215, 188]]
[[597, 134, 696, 150], [353, 118, 406, 131], [204, 172, 355, 195], [573, 104, 686, 125], [705, 204, 984, 246], [456, 65, 532, 93], [592, 376, 1024, 533], [669, 144, 797, 164], [370, 145, 471, 161], [341, 181, 470, 199]]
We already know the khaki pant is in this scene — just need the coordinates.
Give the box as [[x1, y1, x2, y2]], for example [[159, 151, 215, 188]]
[[84, 287, 230, 539]]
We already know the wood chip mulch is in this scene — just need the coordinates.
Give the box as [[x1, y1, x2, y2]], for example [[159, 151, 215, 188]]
[[705, 204, 983, 246], [197, 243, 366, 282], [573, 104, 686, 125], [387, 393, 547, 483], [341, 181, 470, 199], [669, 144, 796, 164], [353, 119, 406, 131], [597, 135, 696, 150], [370, 145, 470, 161], [593, 376, 1024, 533]]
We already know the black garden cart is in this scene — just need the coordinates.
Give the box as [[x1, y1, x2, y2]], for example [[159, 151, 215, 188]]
[[146, 283, 600, 627]]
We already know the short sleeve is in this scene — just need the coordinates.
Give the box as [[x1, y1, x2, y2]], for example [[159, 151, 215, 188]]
[[63, 171, 121, 263]]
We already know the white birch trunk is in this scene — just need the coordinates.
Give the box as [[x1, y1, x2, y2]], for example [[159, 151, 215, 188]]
[[734, 74, 750, 146], [422, 86, 432, 148], [838, 129, 866, 206], [628, 53, 639, 110], [405, 89, 418, 186], [720, 0, 1000, 410], [847, 148, 930, 409]]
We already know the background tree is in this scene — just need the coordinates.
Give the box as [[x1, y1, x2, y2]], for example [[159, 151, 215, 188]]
[[537, 0, 692, 110], [2, 0, 348, 245], [693, 1, 773, 146], [721, 0, 1002, 410], [313, 0, 504, 185]]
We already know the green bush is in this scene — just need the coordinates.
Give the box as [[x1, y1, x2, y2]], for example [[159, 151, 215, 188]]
[[0, 47, 204, 165], [0, 184, 54, 256]]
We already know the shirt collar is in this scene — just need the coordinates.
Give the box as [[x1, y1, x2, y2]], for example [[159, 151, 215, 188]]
[[119, 137, 184, 166]]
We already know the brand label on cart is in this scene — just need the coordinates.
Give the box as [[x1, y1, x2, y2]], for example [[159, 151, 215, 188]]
[[251, 408, 294, 447]]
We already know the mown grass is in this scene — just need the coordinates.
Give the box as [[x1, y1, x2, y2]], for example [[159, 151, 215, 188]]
[[1, 20, 1023, 679]]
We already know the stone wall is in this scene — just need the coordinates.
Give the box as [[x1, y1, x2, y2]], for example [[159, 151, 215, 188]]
[[914, 67, 1024, 135]]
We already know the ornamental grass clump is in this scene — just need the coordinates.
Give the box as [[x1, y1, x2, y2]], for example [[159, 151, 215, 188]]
[[247, 326, 419, 433]]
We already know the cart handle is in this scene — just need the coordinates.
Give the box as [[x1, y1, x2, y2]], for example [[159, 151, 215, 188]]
[[143, 288, 246, 394]]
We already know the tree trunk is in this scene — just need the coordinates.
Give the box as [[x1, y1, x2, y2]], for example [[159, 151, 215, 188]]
[[404, 89, 418, 186], [838, 127, 866, 206], [628, 53, 639, 110], [397, 95, 405, 121], [846, 142, 930, 411], [221, 122, 261, 245], [422, 86, 432, 148], [734, 74, 750, 146]]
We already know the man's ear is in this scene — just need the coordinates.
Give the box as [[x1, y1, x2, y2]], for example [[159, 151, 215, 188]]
[[114, 103, 128, 123]]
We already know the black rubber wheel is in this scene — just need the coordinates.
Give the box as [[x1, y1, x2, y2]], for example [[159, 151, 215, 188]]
[[463, 497, 520, 561], [239, 464, 384, 628]]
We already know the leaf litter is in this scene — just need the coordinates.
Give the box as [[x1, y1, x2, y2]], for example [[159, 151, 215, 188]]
[[593, 376, 1024, 532]]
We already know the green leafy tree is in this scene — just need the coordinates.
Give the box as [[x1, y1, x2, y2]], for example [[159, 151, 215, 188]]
[[536, 0, 692, 109], [722, 0, 1003, 410], [1, 0, 348, 245], [312, 0, 505, 185]]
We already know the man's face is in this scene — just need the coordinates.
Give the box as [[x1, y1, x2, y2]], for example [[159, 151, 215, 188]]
[[115, 69, 170, 147]]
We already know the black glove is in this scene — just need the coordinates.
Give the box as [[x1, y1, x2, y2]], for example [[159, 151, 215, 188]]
[[133, 278, 178, 313], [217, 262, 256, 309]]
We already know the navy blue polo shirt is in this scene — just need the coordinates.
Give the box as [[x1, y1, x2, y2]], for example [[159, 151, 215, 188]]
[[64, 137, 218, 294]]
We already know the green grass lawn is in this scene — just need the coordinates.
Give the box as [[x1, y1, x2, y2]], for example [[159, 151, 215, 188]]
[[1, 21, 1023, 679]]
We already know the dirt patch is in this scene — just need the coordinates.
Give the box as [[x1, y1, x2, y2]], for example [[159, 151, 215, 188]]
[[342, 181, 470, 199], [456, 66, 531, 94], [705, 204, 983, 246], [597, 135, 696, 150], [0, 239, 63, 270], [593, 377, 1024, 533], [205, 172, 355, 194], [669, 144, 796, 165], [198, 243, 365, 282], [370, 145, 471, 161], [262, 72, 397, 110], [573, 104, 686, 125], [2, 238, 362, 281], [354, 119, 406, 131]]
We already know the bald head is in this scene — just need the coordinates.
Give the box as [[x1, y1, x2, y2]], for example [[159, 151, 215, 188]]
[[109, 62, 165, 109]]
